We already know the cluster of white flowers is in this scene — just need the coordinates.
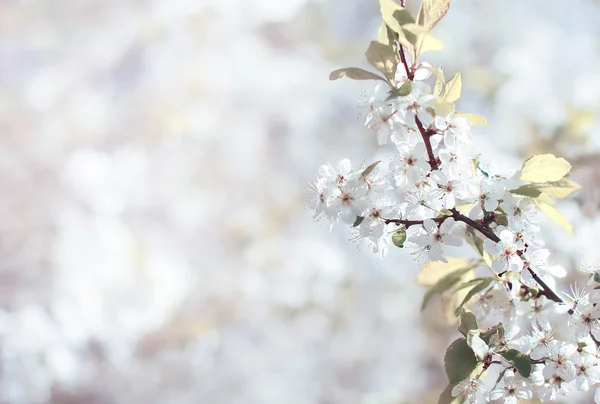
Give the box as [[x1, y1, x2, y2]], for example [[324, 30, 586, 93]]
[[308, 32, 600, 402]]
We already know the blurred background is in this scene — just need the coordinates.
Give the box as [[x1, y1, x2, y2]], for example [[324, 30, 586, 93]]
[[2, 0, 600, 403]]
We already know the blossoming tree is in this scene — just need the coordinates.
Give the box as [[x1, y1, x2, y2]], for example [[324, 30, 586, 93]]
[[308, 0, 600, 402]]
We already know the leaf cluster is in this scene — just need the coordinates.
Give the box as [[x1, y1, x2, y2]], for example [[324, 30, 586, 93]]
[[511, 153, 581, 233]]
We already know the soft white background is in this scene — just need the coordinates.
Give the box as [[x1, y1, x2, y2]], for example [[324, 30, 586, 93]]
[[1, 0, 600, 402]]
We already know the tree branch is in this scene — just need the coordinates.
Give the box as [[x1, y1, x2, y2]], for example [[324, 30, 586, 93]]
[[384, 215, 449, 227], [415, 116, 439, 170]]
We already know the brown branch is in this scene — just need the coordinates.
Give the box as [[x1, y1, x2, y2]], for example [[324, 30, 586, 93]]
[[451, 209, 499, 243], [449, 208, 563, 303], [398, 44, 413, 81], [590, 331, 600, 348], [415, 116, 439, 170], [527, 268, 563, 303], [384, 215, 449, 227]]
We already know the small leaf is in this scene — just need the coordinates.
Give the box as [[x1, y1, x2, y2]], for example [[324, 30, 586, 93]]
[[361, 160, 381, 179], [444, 338, 478, 384], [392, 229, 407, 247], [533, 193, 572, 234], [519, 154, 571, 183], [329, 68, 387, 82], [352, 216, 364, 228], [510, 185, 542, 198], [364, 41, 399, 83], [500, 349, 532, 378], [454, 113, 488, 126], [421, 267, 473, 310], [454, 278, 494, 316], [441, 73, 462, 103], [458, 310, 478, 337]]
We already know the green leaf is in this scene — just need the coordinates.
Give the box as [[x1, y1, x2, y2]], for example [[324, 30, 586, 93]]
[[458, 310, 478, 337], [364, 41, 399, 83], [392, 229, 407, 248], [444, 338, 478, 384], [500, 349, 532, 378], [437, 383, 461, 404], [361, 160, 381, 179], [329, 68, 387, 82], [441, 73, 462, 103], [352, 216, 364, 227], [519, 154, 571, 182], [454, 278, 494, 316], [388, 80, 412, 100], [509, 185, 542, 198], [421, 267, 473, 310]]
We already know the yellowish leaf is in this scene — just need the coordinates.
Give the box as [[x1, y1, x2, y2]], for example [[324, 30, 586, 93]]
[[421, 0, 451, 30], [379, 0, 406, 34], [444, 270, 475, 324], [329, 68, 387, 82], [378, 22, 390, 45], [419, 32, 444, 53], [364, 41, 399, 83], [433, 98, 455, 116], [416, 257, 473, 286], [533, 193, 572, 234], [401, 23, 429, 36], [481, 251, 493, 269], [455, 113, 488, 126], [441, 73, 462, 103], [423, 65, 445, 83], [400, 24, 444, 55], [535, 178, 581, 199], [519, 154, 571, 183], [454, 202, 474, 215]]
